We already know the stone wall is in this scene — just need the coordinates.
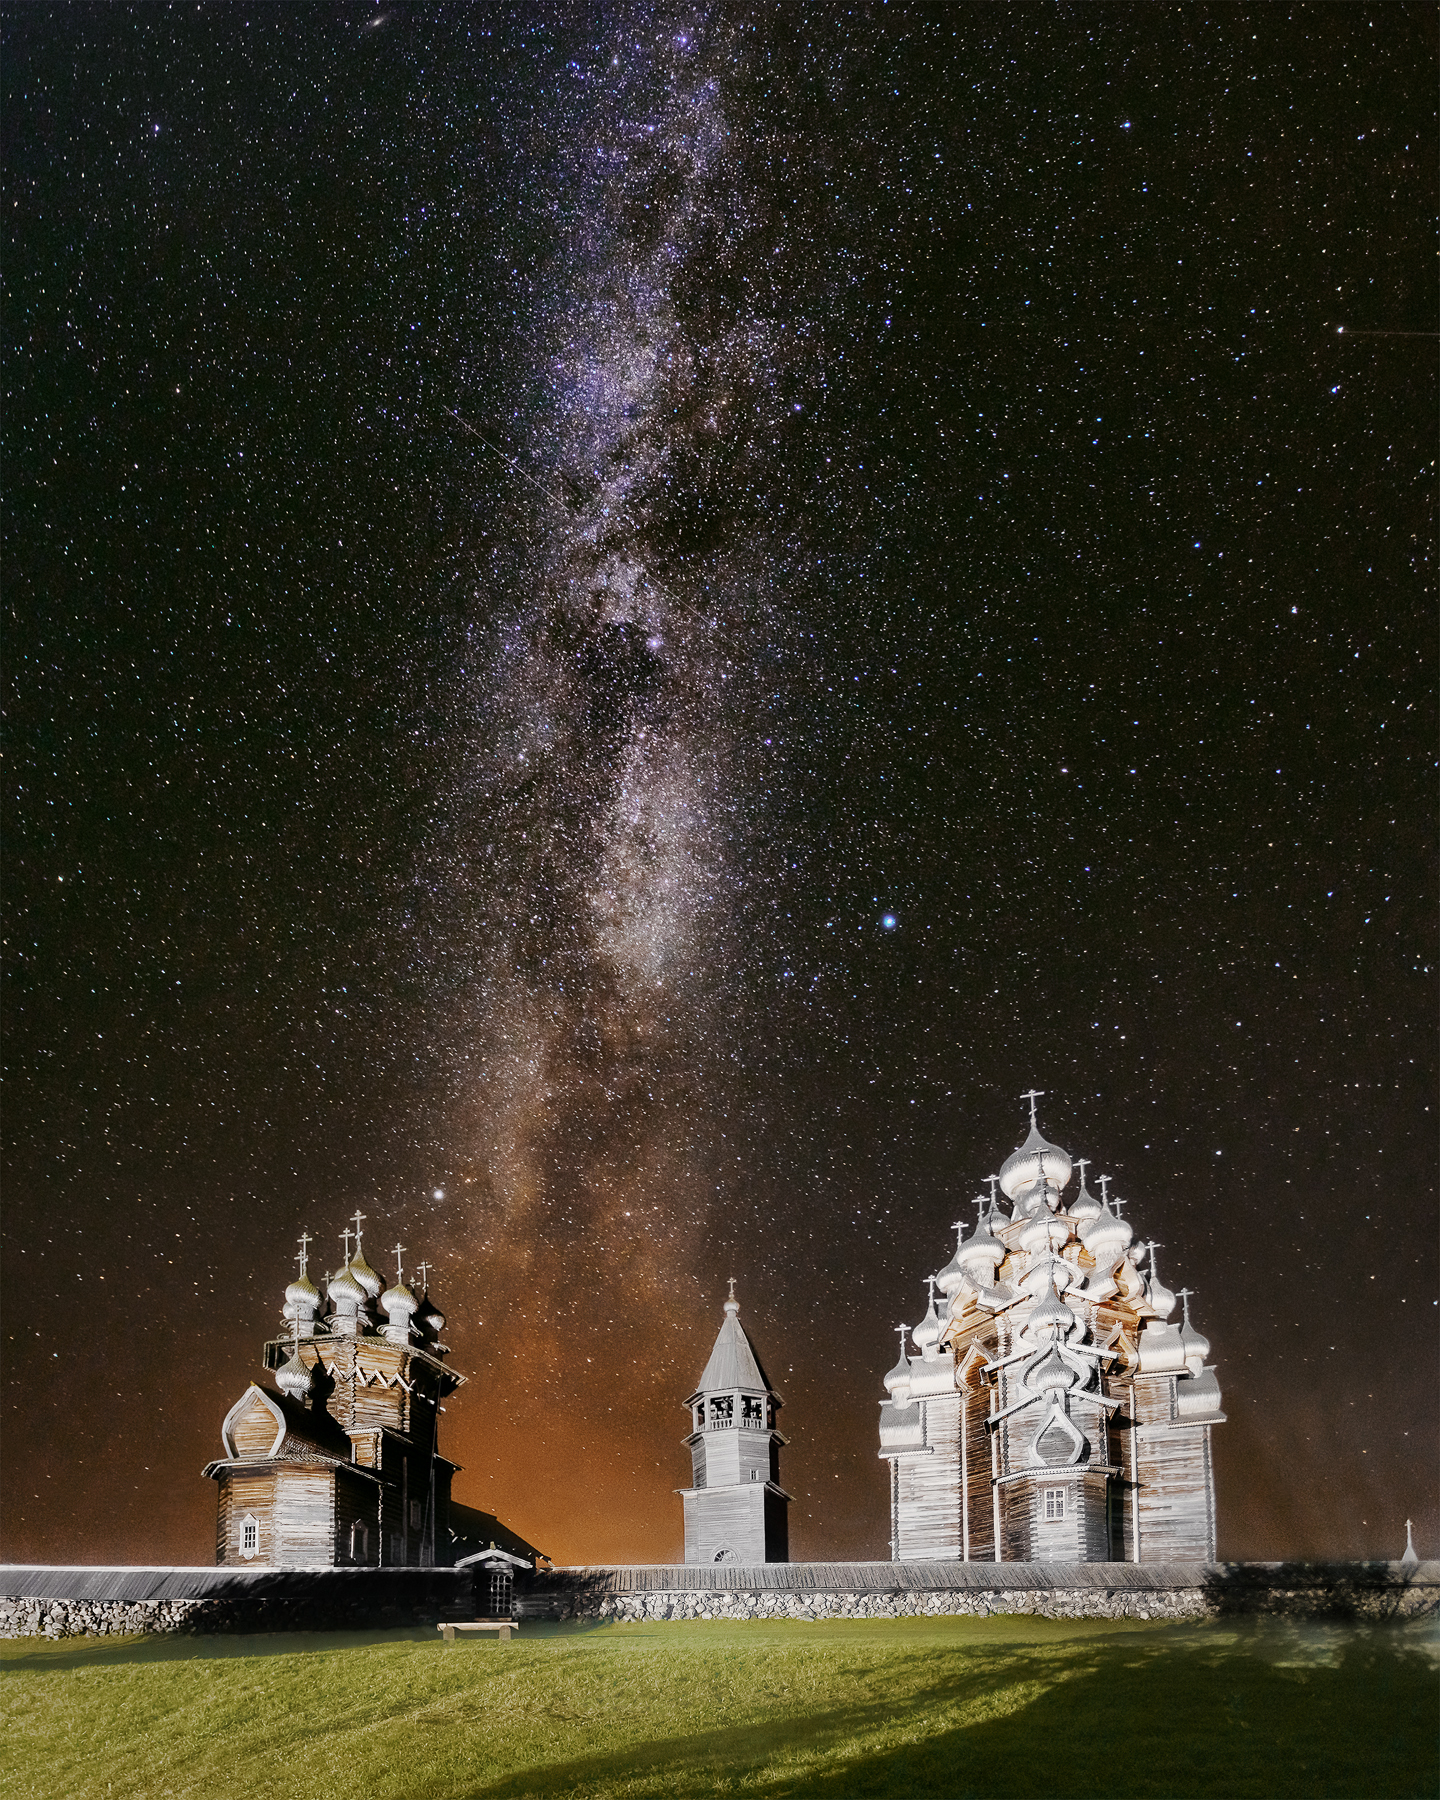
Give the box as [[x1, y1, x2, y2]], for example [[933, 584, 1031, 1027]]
[[577, 1585, 1210, 1624], [519, 1559, 1440, 1626], [3, 1560, 1434, 1637], [0, 1566, 476, 1639]]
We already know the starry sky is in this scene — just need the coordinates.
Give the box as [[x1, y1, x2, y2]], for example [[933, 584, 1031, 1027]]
[[4, 4, 1435, 1570]]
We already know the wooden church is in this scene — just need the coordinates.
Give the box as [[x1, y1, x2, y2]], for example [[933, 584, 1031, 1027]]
[[204, 1214, 525, 1571], [879, 1095, 1225, 1563], [678, 1285, 790, 1564]]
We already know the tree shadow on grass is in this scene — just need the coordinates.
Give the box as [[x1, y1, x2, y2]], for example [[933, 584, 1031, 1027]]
[[461, 1631, 1439, 1800]]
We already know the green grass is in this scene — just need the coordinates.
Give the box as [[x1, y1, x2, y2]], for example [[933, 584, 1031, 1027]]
[[1, 1615, 1435, 1800]]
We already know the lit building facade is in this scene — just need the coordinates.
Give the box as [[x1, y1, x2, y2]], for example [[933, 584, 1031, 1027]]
[[879, 1096, 1224, 1563]]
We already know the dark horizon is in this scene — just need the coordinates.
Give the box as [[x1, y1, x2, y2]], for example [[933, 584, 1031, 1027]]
[[4, 3, 1435, 1571]]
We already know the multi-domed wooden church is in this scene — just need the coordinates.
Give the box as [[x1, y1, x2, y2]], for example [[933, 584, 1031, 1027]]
[[879, 1094, 1224, 1563], [204, 1214, 535, 1574]]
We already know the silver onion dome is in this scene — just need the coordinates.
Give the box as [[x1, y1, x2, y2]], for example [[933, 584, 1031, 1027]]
[[285, 1272, 319, 1309], [998, 1100, 1073, 1201], [911, 1283, 943, 1357], [1067, 1158, 1102, 1223], [883, 1325, 912, 1396], [957, 1209, 1005, 1276], [276, 1347, 313, 1399]]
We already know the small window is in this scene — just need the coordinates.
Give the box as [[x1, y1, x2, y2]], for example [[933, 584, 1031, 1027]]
[[1043, 1487, 1066, 1522], [239, 1514, 259, 1559], [350, 1520, 369, 1563], [409, 1500, 422, 1529]]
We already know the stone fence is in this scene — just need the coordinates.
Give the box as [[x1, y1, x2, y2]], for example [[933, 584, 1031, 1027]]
[[0, 1566, 476, 1640], [520, 1559, 1440, 1625], [2, 1559, 1435, 1638]]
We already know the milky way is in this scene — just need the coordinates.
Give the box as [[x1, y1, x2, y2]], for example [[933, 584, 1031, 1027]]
[[4, 6, 1435, 1565]]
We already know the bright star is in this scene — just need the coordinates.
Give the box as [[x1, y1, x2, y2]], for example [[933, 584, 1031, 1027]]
[[881, 914, 897, 930]]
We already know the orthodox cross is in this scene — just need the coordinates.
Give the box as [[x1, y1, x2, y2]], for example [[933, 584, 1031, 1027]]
[[295, 1231, 312, 1276], [1097, 1173, 1111, 1207], [894, 1323, 910, 1362], [986, 1174, 1000, 1209], [340, 1227, 354, 1263], [1112, 1194, 1127, 1218], [727, 1276, 737, 1302], [1074, 1156, 1088, 1188], [925, 1273, 938, 1311], [1177, 1286, 1194, 1325], [1146, 1240, 1163, 1281], [1021, 1088, 1044, 1126], [392, 1242, 406, 1284], [415, 1260, 431, 1292], [350, 1208, 367, 1252]]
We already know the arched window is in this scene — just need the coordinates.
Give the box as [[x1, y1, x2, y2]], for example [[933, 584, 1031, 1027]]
[[350, 1520, 370, 1563], [239, 1514, 259, 1560]]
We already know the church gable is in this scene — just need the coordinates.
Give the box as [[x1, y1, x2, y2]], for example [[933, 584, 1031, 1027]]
[[222, 1385, 285, 1460]]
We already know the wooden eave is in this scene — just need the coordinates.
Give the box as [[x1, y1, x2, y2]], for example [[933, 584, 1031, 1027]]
[[263, 1335, 467, 1389], [201, 1454, 382, 1483]]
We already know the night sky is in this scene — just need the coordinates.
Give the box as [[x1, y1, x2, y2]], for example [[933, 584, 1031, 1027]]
[[4, 4, 1435, 1570]]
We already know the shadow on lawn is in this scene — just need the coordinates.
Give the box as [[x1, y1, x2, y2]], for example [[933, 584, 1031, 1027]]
[[0, 1614, 612, 1673], [462, 1630, 1439, 1800]]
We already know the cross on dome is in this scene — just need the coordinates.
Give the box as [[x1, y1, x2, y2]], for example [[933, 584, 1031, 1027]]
[[392, 1242, 406, 1283], [728, 1276, 737, 1301], [1021, 1088, 1045, 1127], [340, 1227, 353, 1261], [415, 1260, 431, 1291], [1177, 1286, 1194, 1323], [295, 1232, 312, 1275], [350, 1208, 367, 1248]]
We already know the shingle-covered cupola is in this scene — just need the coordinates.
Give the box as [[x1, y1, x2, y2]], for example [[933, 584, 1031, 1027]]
[[678, 1283, 790, 1564]]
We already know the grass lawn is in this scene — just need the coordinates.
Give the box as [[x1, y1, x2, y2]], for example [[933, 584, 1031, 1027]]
[[1, 1613, 1435, 1800]]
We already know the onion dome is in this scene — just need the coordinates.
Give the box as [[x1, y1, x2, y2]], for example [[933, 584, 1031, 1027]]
[[1026, 1275, 1078, 1341], [285, 1271, 319, 1311], [935, 1223, 969, 1298], [1177, 1289, 1210, 1375], [883, 1325, 913, 1397], [1079, 1177, 1132, 1265], [957, 1206, 1005, 1277], [1010, 1176, 1053, 1221], [348, 1248, 383, 1300], [1144, 1242, 1177, 1320], [276, 1346, 313, 1399], [998, 1093, 1073, 1200], [327, 1265, 365, 1335], [1026, 1344, 1077, 1399], [328, 1264, 364, 1305], [1067, 1158, 1102, 1224], [381, 1279, 416, 1319], [911, 1281, 942, 1358]]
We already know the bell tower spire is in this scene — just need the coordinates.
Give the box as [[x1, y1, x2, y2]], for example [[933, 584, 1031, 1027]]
[[679, 1285, 790, 1565]]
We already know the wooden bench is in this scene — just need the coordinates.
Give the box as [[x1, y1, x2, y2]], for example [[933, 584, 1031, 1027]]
[[437, 1621, 518, 1643]]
